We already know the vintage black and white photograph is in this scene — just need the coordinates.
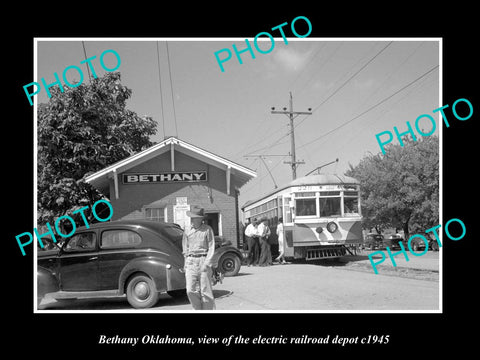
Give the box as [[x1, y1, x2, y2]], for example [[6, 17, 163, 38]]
[[32, 38, 443, 312], [7, 5, 478, 356]]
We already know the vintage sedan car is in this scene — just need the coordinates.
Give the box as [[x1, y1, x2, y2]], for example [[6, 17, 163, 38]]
[[37, 220, 243, 309], [407, 233, 427, 252], [37, 220, 188, 309], [383, 234, 403, 249], [363, 233, 384, 250]]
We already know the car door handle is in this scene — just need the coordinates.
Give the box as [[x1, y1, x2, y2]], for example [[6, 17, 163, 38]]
[[88, 256, 98, 261]]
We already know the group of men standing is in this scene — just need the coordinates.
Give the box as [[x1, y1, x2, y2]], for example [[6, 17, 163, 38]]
[[244, 217, 286, 266]]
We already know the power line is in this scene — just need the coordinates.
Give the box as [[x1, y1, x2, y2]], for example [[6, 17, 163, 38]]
[[235, 44, 344, 162], [246, 42, 387, 159], [244, 129, 290, 156], [293, 42, 344, 98], [288, 42, 327, 91], [297, 64, 440, 150], [295, 41, 393, 130], [81, 41, 92, 83], [155, 42, 166, 138], [240, 155, 289, 197], [312, 41, 393, 113], [230, 115, 287, 160], [352, 41, 424, 114], [165, 42, 178, 137]]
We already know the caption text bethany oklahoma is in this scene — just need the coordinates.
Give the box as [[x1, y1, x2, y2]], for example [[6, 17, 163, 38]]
[[99, 334, 390, 347]]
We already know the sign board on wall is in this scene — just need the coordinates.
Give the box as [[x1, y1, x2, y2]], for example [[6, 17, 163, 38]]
[[122, 171, 207, 184], [174, 204, 191, 231]]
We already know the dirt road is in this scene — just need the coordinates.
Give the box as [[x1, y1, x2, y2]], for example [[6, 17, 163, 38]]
[[39, 252, 439, 311]]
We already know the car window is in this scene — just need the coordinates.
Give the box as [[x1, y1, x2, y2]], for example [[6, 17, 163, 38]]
[[101, 230, 142, 249], [37, 237, 62, 251], [64, 232, 96, 252]]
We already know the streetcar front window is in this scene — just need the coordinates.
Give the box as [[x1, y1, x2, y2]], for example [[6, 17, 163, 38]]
[[319, 197, 341, 217], [295, 198, 316, 216]]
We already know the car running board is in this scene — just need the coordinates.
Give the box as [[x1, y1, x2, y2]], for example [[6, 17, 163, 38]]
[[51, 290, 122, 300]]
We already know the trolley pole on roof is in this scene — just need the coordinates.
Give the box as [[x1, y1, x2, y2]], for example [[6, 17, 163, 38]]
[[271, 92, 312, 180]]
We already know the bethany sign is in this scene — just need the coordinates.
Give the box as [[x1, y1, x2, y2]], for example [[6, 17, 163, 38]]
[[122, 171, 207, 184]]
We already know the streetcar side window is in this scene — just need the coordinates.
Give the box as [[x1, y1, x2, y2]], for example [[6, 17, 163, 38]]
[[284, 197, 293, 223]]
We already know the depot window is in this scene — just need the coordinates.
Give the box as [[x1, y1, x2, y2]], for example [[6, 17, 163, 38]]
[[145, 207, 165, 222], [319, 191, 341, 217]]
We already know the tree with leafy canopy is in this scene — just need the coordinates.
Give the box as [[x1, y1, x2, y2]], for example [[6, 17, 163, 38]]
[[37, 72, 157, 227], [346, 135, 439, 240]]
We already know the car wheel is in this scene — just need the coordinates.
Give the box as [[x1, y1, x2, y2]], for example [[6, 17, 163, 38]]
[[126, 274, 159, 309], [218, 253, 241, 277]]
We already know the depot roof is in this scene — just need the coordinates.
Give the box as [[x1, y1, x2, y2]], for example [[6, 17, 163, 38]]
[[85, 136, 257, 196]]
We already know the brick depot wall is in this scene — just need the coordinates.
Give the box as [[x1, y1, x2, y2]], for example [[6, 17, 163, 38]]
[[107, 150, 239, 245]]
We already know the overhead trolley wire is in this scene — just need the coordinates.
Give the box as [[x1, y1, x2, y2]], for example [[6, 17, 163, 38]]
[[295, 41, 394, 130], [166, 41, 179, 137], [311, 41, 393, 113], [297, 64, 440, 150], [156, 42, 166, 138], [81, 41, 92, 83], [243, 42, 393, 161], [293, 42, 344, 98]]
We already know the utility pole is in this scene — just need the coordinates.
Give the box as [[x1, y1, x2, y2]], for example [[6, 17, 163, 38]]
[[271, 92, 312, 180]]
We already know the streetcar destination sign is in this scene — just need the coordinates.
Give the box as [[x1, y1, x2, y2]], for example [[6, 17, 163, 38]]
[[122, 171, 207, 184]]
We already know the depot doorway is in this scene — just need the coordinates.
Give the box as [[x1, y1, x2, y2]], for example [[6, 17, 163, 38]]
[[204, 212, 221, 236]]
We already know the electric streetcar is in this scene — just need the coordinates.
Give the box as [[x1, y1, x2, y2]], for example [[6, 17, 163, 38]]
[[241, 174, 363, 260]]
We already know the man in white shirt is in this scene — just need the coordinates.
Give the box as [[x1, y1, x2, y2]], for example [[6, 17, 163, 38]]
[[257, 218, 272, 266], [244, 218, 260, 266]]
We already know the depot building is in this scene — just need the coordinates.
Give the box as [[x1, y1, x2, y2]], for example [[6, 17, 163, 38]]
[[85, 136, 256, 246]]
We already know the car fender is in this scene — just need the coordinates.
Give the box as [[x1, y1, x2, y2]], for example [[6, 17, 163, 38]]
[[212, 246, 243, 268], [118, 256, 185, 295], [37, 266, 60, 299]]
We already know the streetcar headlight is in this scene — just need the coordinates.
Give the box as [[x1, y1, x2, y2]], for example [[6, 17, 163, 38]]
[[326, 221, 338, 233], [315, 226, 323, 234]]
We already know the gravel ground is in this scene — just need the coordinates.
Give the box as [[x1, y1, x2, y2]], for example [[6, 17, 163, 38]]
[[38, 251, 440, 311], [334, 249, 440, 281]]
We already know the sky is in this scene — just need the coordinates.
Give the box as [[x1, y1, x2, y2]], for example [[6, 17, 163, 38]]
[[35, 38, 440, 211]]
